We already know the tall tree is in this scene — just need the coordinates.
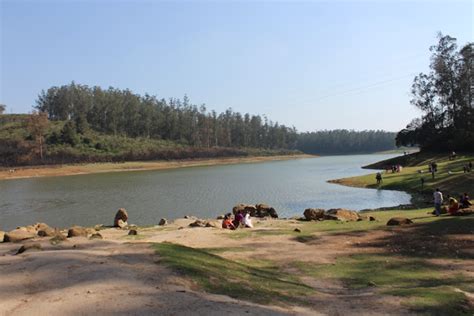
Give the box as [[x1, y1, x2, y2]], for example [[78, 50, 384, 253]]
[[27, 111, 49, 160]]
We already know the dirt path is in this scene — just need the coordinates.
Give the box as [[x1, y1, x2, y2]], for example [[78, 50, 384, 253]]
[[1, 217, 472, 315]]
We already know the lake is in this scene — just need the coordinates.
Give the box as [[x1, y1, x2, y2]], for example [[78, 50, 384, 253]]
[[0, 154, 411, 230]]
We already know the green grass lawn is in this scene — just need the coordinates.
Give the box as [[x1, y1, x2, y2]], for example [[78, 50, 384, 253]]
[[336, 153, 474, 199]]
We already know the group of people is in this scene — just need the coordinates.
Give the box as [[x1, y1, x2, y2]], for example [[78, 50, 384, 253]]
[[433, 188, 472, 216], [222, 210, 253, 230], [386, 164, 402, 173]]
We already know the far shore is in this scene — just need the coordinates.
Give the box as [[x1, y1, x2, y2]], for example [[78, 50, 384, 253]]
[[0, 154, 315, 181]]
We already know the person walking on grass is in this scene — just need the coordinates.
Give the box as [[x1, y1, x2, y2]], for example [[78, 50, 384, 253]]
[[433, 188, 443, 216]]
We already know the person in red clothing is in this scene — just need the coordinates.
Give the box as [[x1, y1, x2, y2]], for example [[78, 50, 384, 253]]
[[222, 213, 236, 230]]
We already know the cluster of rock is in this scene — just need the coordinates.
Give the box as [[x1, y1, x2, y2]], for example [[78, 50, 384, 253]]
[[303, 208, 376, 222], [232, 203, 278, 218], [1, 208, 137, 243]]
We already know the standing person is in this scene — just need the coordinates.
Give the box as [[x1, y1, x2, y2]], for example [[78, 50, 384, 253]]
[[376, 172, 382, 185], [433, 188, 443, 217], [469, 161, 473, 172], [420, 177, 425, 190]]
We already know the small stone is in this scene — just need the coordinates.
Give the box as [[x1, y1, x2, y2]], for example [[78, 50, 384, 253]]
[[16, 243, 42, 255], [369, 216, 376, 221], [128, 229, 138, 235], [294, 228, 302, 233], [89, 233, 103, 240]]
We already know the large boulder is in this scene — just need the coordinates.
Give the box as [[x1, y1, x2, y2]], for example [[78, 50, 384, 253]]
[[232, 204, 257, 216], [256, 204, 278, 218], [114, 208, 129, 228], [324, 209, 360, 221], [304, 208, 325, 221], [67, 226, 88, 238], [4, 229, 36, 242], [386, 217, 413, 226]]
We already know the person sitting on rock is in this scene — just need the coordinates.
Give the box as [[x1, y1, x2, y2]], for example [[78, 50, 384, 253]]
[[461, 193, 472, 208], [222, 213, 236, 230], [233, 210, 244, 228], [447, 196, 460, 215], [243, 211, 253, 228]]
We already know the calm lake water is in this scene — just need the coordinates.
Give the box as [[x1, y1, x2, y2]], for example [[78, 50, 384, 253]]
[[0, 154, 411, 230]]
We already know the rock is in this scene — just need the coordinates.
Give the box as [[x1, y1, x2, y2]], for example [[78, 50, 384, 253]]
[[324, 209, 360, 221], [67, 226, 88, 238], [90, 233, 103, 240], [189, 219, 207, 227], [386, 217, 413, 226], [50, 233, 67, 245], [17, 225, 37, 234], [294, 228, 302, 233], [205, 221, 219, 228], [128, 229, 138, 235], [16, 243, 42, 255], [303, 208, 325, 221], [216, 215, 225, 220], [158, 218, 168, 226], [36, 223, 56, 237], [4, 229, 37, 242], [0, 231, 4, 243], [114, 208, 129, 227], [184, 215, 197, 220], [116, 219, 128, 229], [232, 204, 258, 216], [94, 224, 104, 231], [369, 216, 376, 221], [256, 204, 278, 218]]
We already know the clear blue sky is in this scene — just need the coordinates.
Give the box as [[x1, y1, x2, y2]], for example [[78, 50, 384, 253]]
[[1, 0, 472, 132]]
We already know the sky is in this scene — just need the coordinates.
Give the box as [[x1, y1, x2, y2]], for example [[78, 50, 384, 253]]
[[0, 0, 472, 132]]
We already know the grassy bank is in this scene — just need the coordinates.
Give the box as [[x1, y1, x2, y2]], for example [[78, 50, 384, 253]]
[[153, 207, 473, 314], [331, 152, 474, 202]]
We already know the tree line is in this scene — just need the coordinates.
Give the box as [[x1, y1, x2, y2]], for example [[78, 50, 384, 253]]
[[396, 33, 473, 152], [35, 83, 298, 150], [297, 130, 397, 155]]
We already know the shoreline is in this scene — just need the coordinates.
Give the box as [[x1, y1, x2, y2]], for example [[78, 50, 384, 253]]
[[0, 154, 315, 181]]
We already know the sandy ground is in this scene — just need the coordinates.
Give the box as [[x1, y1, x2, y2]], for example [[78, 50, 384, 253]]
[[0, 154, 314, 181], [1, 218, 472, 315]]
